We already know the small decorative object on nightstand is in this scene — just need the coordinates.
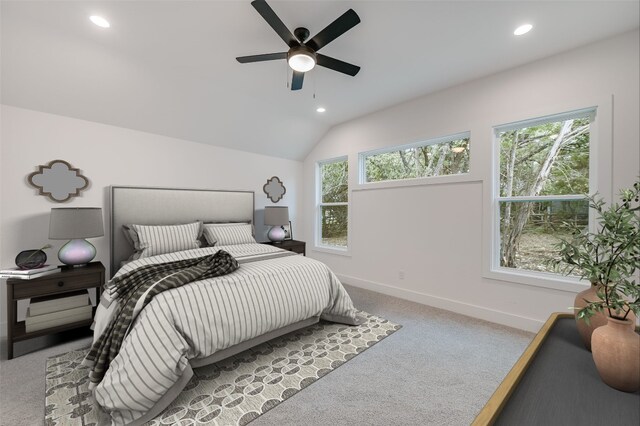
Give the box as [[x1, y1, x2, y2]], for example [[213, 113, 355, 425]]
[[264, 206, 289, 243], [5, 261, 105, 359], [262, 239, 305, 256], [49, 207, 104, 266], [14, 244, 51, 269]]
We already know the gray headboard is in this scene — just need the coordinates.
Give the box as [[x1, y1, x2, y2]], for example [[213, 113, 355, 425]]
[[110, 186, 254, 277]]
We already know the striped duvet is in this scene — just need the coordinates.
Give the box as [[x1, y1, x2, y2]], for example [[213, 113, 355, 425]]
[[89, 243, 360, 425]]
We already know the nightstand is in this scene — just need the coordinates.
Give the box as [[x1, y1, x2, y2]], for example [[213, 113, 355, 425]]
[[5, 261, 105, 359], [262, 239, 306, 256]]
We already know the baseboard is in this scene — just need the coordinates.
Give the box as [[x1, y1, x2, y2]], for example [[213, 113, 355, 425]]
[[337, 274, 544, 333]]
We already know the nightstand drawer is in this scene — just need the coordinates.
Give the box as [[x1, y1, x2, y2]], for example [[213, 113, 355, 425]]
[[13, 274, 100, 299]]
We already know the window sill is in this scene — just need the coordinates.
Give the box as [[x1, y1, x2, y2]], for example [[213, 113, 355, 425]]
[[353, 174, 481, 192], [311, 245, 352, 257], [484, 267, 589, 293]]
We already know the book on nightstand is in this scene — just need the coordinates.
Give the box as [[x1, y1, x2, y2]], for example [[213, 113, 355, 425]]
[[0, 264, 59, 275], [0, 265, 61, 280], [25, 304, 93, 333]]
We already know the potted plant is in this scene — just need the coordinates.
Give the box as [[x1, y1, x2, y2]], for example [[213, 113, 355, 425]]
[[551, 180, 639, 392]]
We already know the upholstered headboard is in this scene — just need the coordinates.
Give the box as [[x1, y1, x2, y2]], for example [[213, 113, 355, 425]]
[[110, 186, 254, 277]]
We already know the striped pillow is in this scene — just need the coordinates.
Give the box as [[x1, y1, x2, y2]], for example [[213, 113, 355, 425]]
[[203, 223, 255, 246], [130, 222, 202, 258]]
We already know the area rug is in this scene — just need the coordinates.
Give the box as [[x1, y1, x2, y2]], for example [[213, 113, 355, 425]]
[[45, 312, 401, 425]]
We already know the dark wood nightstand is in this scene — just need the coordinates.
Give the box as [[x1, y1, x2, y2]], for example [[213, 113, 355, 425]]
[[261, 240, 306, 256], [5, 261, 105, 359]]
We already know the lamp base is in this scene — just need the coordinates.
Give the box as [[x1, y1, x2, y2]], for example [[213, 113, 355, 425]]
[[267, 226, 286, 243], [58, 239, 97, 266]]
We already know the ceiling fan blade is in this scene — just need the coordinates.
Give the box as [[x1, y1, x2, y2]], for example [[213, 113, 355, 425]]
[[316, 54, 360, 76], [306, 9, 360, 52], [291, 71, 304, 90], [236, 52, 287, 63], [251, 0, 298, 47]]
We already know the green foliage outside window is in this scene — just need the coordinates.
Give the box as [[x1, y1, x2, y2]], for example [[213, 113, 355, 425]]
[[364, 138, 469, 183], [499, 118, 590, 198], [498, 115, 591, 273], [321, 160, 348, 203], [320, 159, 348, 247]]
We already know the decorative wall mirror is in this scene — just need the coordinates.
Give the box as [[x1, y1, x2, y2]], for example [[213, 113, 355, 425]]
[[263, 176, 286, 203], [27, 159, 89, 202]]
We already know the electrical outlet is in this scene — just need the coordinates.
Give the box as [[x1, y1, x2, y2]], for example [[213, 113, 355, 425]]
[[399, 270, 405, 280]]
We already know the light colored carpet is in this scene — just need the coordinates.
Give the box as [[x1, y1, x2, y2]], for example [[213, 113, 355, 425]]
[[0, 285, 533, 426], [45, 312, 400, 426]]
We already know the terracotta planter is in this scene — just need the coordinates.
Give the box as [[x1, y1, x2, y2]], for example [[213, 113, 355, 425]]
[[574, 286, 606, 350], [591, 317, 640, 392], [574, 285, 636, 351]]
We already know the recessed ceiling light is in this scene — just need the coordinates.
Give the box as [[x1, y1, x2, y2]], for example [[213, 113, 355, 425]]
[[90, 15, 110, 28], [514, 24, 533, 36], [316, 107, 326, 113]]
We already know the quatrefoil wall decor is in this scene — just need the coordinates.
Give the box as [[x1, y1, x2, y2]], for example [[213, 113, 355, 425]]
[[27, 159, 90, 202], [263, 176, 286, 203]]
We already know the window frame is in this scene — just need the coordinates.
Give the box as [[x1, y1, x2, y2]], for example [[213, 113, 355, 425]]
[[315, 156, 350, 255], [486, 107, 598, 291], [358, 131, 471, 185]]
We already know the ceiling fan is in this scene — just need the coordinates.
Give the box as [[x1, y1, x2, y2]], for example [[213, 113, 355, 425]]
[[236, 0, 361, 91]]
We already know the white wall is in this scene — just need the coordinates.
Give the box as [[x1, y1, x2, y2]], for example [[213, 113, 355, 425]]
[[0, 105, 303, 335], [302, 30, 640, 332]]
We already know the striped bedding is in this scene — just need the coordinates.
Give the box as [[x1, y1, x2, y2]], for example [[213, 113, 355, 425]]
[[89, 243, 360, 425]]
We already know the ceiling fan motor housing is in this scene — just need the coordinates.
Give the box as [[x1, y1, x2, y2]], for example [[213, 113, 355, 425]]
[[294, 27, 310, 42]]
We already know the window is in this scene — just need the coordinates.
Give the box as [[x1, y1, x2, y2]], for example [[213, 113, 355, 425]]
[[317, 157, 348, 250], [360, 132, 470, 184], [494, 108, 595, 277]]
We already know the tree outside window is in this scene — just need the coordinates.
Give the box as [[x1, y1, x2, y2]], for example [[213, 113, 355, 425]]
[[362, 134, 470, 183], [496, 109, 593, 275], [318, 158, 348, 249]]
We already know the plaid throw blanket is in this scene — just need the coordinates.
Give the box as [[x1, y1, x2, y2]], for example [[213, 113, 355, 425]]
[[83, 250, 239, 386]]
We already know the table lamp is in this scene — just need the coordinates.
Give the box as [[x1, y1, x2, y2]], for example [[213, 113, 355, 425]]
[[49, 207, 104, 266], [264, 206, 289, 243]]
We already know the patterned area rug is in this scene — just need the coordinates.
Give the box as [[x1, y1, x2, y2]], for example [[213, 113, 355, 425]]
[[45, 312, 401, 425]]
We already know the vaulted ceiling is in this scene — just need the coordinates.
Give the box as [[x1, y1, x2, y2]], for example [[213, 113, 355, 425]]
[[2, 1, 638, 160]]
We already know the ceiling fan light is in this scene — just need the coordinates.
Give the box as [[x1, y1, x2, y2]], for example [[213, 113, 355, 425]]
[[288, 52, 316, 72]]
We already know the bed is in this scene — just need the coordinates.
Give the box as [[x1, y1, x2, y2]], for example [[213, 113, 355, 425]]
[[88, 186, 361, 425]]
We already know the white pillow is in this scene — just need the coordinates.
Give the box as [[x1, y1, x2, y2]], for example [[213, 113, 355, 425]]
[[203, 223, 255, 246], [130, 222, 202, 258]]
